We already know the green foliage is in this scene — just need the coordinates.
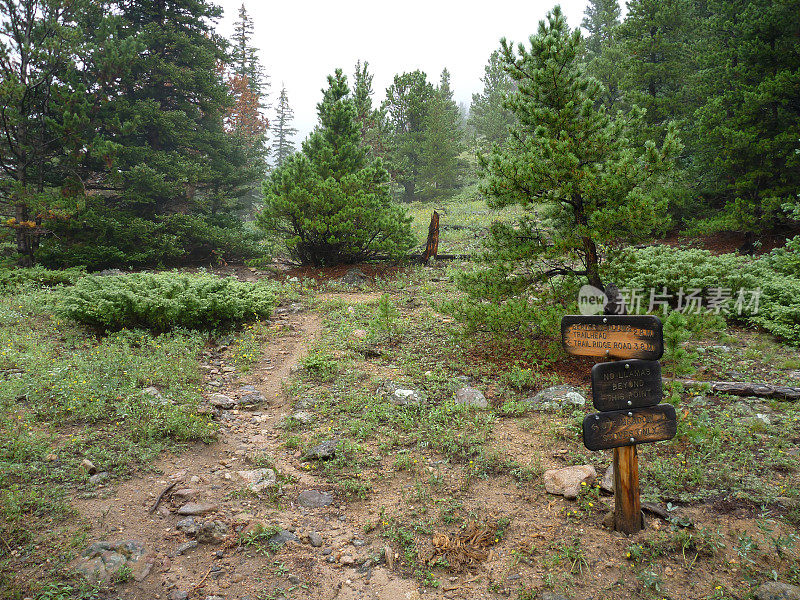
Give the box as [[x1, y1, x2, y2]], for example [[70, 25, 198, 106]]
[[605, 244, 800, 345], [368, 294, 403, 344], [690, 0, 800, 235], [468, 50, 517, 148], [259, 70, 414, 266], [0, 266, 85, 291], [662, 310, 697, 376], [272, 86, 297, 167], [58, 272, 278, 332], [300, 349, 339, 383]]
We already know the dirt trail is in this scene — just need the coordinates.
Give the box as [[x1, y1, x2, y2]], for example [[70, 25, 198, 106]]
[[74, 297, 419, 600]]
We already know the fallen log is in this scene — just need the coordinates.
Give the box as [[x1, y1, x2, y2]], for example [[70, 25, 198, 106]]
[[675, 379, 800, 401]]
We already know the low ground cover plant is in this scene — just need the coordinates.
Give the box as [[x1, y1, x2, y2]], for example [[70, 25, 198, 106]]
[[59, 272, 280, 332]]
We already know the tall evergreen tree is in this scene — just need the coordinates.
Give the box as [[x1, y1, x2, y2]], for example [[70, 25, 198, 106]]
[[468, 50, 517, 148], [420, 68, 463, 195], [259, 70, 413, 266], [475, 6, 680, 290], [581, 0, 623, 108], [0, 0, 97, 265], [691, 0, 800, 238], [581, 0, 621, 58], [384, 70, 435, 202], [40, 0, 262, 268], [231, 3, 266, 95], [617, 0, 697, 141], [352, 60, 390, 160], [272, 85, 297, 168]]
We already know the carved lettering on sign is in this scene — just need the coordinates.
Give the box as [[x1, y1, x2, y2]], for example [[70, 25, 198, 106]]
[[582, 404, 677, 451], [561, 315, 664, 360], [591, 359, 663, 411]]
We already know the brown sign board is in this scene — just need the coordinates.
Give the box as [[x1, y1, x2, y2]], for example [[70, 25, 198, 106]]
[[582, 404, 677, 451], [561, 315, 663, 360], [591, 359, 662, 412]]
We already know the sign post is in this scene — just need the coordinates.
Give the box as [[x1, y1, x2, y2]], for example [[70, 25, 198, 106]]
[[562, 312, 675, 535]]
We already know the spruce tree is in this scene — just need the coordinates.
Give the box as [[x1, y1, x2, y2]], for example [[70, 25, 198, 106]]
[[231, 3, 266, 96], [468, 50, 517, 148], [272, 85, 297, 168], [352, 60, 391, 160], [691, 0, 800, 238], [473, 6, 680, 291], [383, 70, 435, 202], [420, 69, 463, 196], [617, 0, 697, 141], [0, 0, 97, 265], [581, 0, 623, 108], [40, 0, 262, 268], [259, 70, 413, 266]]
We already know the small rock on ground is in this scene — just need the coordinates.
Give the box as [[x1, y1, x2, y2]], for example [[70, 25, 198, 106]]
[[298, 490, 334, 508], [544, 465, 597, 500], [196, 520, 228, 544], [74, 540, 152, 584], [309, 532, 323, 547], [269, 529, 299, 547], [601, 464, 614, 493], [755, 582, 800, 600], [209, 394, 235, 409], [177, 503, 217, 516], [391, 388, 424, 406], [236, 468, 277, 493], [238, 385, 267, 405], [526, 385, 586, 410], [454, 386, 488, 408], [305, 439, 336, 460]]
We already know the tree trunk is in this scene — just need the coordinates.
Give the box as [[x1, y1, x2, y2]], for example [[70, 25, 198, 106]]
[[583, 236, 603, 289]]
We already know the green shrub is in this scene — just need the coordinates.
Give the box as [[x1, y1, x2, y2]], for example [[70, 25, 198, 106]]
[[604, 244, 800, 345], [0, 266, 85, 291], [59, 272, 278, 332]]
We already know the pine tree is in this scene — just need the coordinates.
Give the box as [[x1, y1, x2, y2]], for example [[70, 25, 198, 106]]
[[468, 50, 517, 148], [420, 68, 463, 196], [272, 85, 297, 168], [617, 0, 697, 141], [383, 70, 435, 202], [0, 0, 96, 265], [259, 70, 413, 266], [691, 0, 800, 238], [475, 6, 681, 290], [39, 0, 263, 268], [581, 0, 623, 108]]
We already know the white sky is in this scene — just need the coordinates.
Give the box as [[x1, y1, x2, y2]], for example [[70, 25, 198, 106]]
[[214, 0, 591, 146]]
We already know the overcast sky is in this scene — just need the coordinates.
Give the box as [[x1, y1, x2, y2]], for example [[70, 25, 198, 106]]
[[214, 0, 591, 146]]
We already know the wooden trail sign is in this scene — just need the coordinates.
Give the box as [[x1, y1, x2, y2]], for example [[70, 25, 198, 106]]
[[582, 404, 677, 451], [591, 359, 662, 411], [561, 302, 674, 536], [561, 315, 664, 360]]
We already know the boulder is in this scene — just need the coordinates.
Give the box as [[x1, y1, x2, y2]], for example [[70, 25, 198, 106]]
[[544, 465, 597, 500], [454, 386, 488, 408], [337, 268, 369, 286], [269, 529, 299, 547]]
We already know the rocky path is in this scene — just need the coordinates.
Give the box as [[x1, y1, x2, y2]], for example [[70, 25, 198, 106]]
[[74, 297, 420, 600]]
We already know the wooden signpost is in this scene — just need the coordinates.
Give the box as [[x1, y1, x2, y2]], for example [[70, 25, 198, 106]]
[[561, 311, 676, 535]]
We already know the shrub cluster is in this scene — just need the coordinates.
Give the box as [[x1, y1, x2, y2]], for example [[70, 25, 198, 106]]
[[604, 243, 800, 345], [59, 272, 278, 332], [0, 266, 86, 291]]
